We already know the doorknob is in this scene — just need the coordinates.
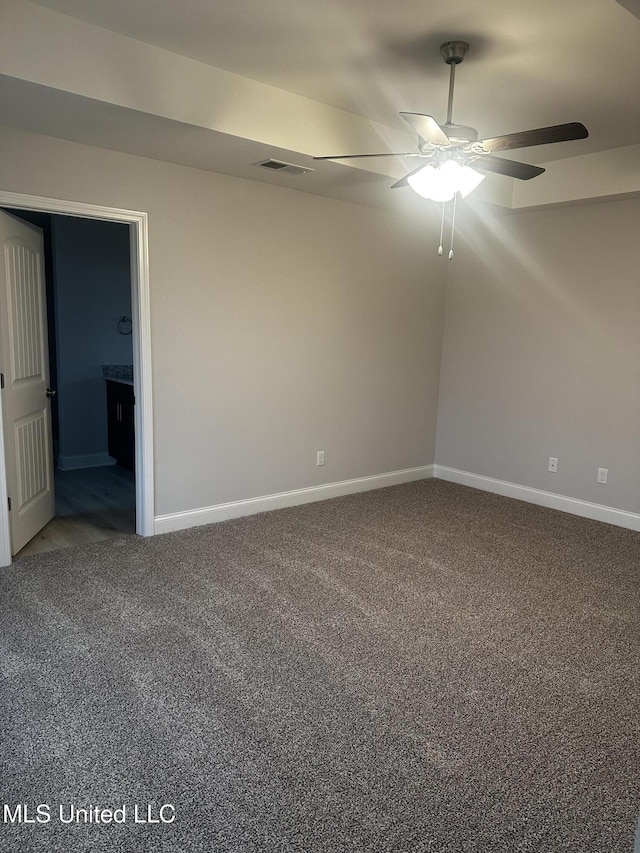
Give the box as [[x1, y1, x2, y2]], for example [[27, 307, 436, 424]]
[[46, 388, 56, 398]]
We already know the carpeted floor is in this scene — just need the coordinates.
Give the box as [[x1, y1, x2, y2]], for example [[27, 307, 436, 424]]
[[1, 479, 639, 852]]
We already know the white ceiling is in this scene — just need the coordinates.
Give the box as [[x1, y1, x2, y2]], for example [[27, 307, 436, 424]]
[[3, 0, 640, 209]]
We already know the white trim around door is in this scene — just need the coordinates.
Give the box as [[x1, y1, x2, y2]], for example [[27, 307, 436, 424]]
[[0, 191, 154, 566]]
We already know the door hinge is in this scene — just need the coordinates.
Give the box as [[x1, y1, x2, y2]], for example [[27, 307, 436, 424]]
[[7, 496, 11, 511], [0, 373, 4, 389]]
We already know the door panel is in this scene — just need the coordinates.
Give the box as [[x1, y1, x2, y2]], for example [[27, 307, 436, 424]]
[[0, 212, 54, 554], [8, 241, 43, 380], [16, 412, 49, 506]]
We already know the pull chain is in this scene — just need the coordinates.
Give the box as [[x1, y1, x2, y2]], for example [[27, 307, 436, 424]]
[[438, 203, 445, 256], [448, 193, 458, 260]]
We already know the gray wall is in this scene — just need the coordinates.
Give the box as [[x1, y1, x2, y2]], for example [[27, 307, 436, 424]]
[[5, 126, 634, 525], [52, 216, 133, 467], [0, 126, 446, 516], [436, 198, 640, 514]]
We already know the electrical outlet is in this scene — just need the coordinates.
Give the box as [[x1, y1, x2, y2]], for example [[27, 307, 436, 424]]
[[548, 457, 558, 473], [316, 450, 325, 467], [597, 467, 608, 484]]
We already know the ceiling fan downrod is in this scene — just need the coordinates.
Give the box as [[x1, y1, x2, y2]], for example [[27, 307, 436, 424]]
[[440, 40, 469, 125]]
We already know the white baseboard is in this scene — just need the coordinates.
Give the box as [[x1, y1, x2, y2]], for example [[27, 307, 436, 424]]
[[154, 462, 640, 537], [57, 453, 117, 471], [434, 465, 640, 532], [154, 464, 435, 535]]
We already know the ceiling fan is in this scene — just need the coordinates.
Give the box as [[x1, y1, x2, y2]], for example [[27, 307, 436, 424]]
[[314, 40, 589, 203]]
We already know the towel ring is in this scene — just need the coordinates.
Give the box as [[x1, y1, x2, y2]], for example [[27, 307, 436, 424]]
[[118, 316, 132, 335]]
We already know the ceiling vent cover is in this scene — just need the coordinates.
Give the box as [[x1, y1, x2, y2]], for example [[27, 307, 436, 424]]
[[254, 159, 314, 176]]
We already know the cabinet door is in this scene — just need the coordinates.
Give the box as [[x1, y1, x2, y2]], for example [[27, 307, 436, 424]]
[[106, 381, 121, 461], [120, 391, 135, 472], [106, 380, 135, 471]]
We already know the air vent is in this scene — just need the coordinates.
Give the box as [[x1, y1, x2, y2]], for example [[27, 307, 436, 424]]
[[253, 159, 314, 176]]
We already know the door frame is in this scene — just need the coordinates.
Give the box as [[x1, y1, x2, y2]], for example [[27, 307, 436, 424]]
[[0, 191, 154, 565]]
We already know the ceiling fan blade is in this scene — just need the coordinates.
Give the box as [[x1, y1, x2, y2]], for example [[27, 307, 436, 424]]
[[313, 152, 417, 160], [399, 113, 450, 146], [390, 163, 429, 189], [480, 122, 588, 153], [474, 155, 545, 180]]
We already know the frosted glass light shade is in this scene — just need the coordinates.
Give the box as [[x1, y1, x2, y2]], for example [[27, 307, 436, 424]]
[[407, 160, 485, 201], [407, 162, 456, 201], [457, 165, 486, 198]]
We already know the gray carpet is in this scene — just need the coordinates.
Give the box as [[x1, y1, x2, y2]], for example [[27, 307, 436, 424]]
[[1, 480, 639, 852]]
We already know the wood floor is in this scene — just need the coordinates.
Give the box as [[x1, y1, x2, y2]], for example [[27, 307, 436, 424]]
[[16, 465, 136, 558]]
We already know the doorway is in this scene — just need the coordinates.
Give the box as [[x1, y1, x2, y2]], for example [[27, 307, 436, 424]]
[[0, 192, 154, 566], [3, 210, 136, 557]]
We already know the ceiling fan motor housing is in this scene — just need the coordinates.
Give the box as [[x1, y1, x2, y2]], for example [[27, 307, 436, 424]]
[[442, 123, 478, 144]]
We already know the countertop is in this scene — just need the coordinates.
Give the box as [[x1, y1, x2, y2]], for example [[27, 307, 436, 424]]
[[102, 364, 133, 385]]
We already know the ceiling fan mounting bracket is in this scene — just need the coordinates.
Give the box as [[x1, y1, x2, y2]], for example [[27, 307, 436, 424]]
[[440, 41, 469, 66]]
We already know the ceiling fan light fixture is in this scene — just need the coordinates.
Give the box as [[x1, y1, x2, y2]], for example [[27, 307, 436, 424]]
[[407, 160, 485, 202]]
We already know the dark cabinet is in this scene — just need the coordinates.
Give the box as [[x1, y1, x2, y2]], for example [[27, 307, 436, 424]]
[[106, 380, 135, 471]]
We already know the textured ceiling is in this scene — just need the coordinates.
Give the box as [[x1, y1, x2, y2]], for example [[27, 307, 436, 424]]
[[2, 0, 639, 209], [29, 0, 640, 158]]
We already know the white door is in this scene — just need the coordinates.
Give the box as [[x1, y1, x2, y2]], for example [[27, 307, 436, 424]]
[[0, 211, 54, 554]]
